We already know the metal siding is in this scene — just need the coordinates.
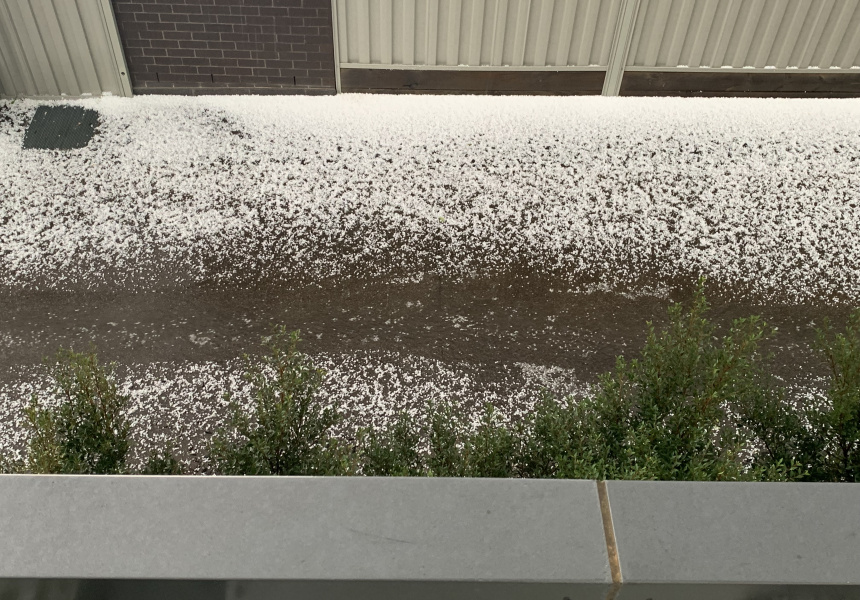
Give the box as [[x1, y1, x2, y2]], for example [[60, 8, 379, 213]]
[[625, 0, 860, 69], [336, 0, 859, 71], [0, 0, 129, 98], [338, 0, 621, 68]]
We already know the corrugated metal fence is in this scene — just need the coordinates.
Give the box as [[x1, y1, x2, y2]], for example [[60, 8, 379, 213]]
[[333, 0, 860, 93], [628, 0, 860, 70], [0, 0, 131, 98], [335, 0, 621, 68]]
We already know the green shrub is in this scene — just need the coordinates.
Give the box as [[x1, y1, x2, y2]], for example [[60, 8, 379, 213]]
[[25, 348, 130, 474], [425, 399, 468, 477], [462, 404, 519, 478], [360, 401, 519, 478], [360, 411, 423, 476], [142, 448, 183, 475], [519, 280, 804, 482], [519, 393, 608, 480], [806, 311, 860, 482], [209, 327, 349, 476]]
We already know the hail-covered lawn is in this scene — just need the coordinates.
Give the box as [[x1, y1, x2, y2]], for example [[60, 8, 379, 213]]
[[1, 94, 859, 469], [2, 95, 859, 300]]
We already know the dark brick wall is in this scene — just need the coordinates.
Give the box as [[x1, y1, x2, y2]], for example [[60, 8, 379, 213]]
[[112, 0, 336, 95]]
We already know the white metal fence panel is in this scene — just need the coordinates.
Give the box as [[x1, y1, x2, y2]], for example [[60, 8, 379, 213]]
[[335, 0, 860, 72], [0, 0, 131, 98], [626, 0, 860, 70], [336, 0, 622, 68]]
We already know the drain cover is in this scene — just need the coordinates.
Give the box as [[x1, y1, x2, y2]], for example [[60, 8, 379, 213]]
[[23, 105, 99, 150]]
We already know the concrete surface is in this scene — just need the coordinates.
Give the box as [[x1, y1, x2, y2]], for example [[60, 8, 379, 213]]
[[0, 476, 610, 600], [608, 480, 860, 600]]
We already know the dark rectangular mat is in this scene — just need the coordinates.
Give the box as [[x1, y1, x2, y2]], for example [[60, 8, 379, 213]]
[[23, 105, 99, 150]]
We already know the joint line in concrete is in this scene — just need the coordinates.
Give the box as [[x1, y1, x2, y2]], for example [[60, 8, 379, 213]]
[[597, 480, 622, 600]]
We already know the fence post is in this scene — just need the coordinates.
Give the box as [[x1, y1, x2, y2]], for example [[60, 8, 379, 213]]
[[98, 0, 133, 97], [330, 0, 342, 93], [602, 0, 641, 96]]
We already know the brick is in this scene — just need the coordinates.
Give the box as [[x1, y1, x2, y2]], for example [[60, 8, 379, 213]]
[[182, 57, 214, 66], [209, 58, 239, 67], [183, 74, 216, 83], [175, 23, 207, 32], [124, 38, 152, 48], [215, 15, 247, 25], [212, 75, 242, 84], [186, 14, 219, 24], [164, 31, 193, 41], [118, 21, 148, 33], [253, 67, 282, 77], [134, 12, 161, 22], [195, 49, 224, 58], [273, 34, 304, 44], [264, 60, 300, 70], [141, 3, 171, 13], [223, 50, 253, 59], [154, 56, 185, 66], [169, 65, 200, 74], [232, 5, 261, 16], [160, 13, 190, 23], [114, 0, 335, 94], [207, 41, 237, 50], [279, 69, 308, 77], [157, 73, 190, 82], [203, 24, 234, 33], [178, 40, 209, 49], [146, 22, 177, 32], [306, 52, 332, 62], [236, 58, 265, 67], [289, 26, 319, 35], [233, 24, 265, 34], [221, 33, 250, 42], [113, 3, 143, 14], [171, 4, 203, 14], [190, 32, 221, 41], [245, 16, 273, 26], [284, 7, 316, 17], [151, 39, 180, 48], [224, 67, 254, 77], [305, 17, 331, 28]]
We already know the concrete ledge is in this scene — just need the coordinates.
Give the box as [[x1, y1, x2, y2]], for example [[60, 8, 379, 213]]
[[0, 476, 610, 600], [607, 480, 860, 600], [1, 476, 859, 600]]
